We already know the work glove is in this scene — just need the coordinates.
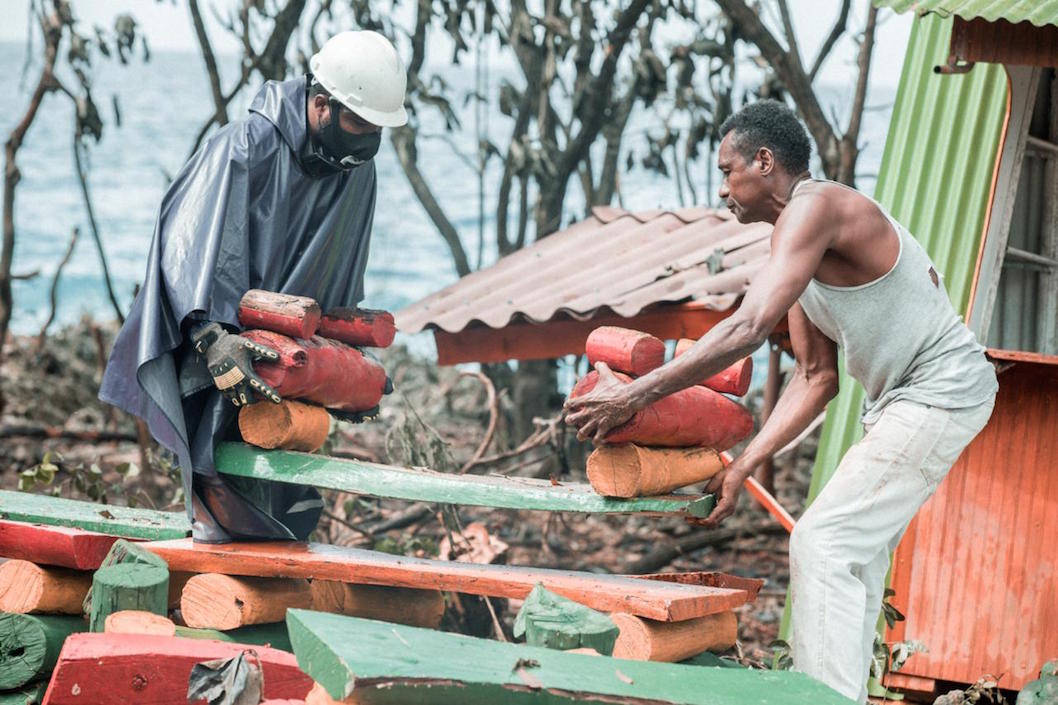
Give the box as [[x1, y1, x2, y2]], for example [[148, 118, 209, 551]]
[[190, 322, 282, 407], [329, 405, 381, 424]]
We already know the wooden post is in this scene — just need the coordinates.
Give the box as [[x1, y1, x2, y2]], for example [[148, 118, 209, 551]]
[[238, 400, 331, 451], [674, 339, 753, 396], [610, 611, 737, 662], [238, 289, 322, 339], [309, 581, 444, 629], [570, 371, 753, 450], [586, 445, 724, 497], [87, 563, 168, 633], [0, 560, 91, 614], [103, 610, 176, 636], [181, 574, 313, 630], [83, 539, 169, 617], [585, 327, 665, 376], [755, 343, 782, 495], [0, 612, 84, 690], [318, 308, 396, 348]]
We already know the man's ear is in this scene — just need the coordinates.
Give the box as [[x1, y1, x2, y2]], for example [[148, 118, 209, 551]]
[[756, 147, 775, 176]]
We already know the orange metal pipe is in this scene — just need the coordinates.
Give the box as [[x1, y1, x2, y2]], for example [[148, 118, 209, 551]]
[[718, 451, 794, 533]]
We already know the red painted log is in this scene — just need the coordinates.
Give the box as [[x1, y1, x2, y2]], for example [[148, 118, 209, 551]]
[[0, 520, 118, 570], [585, 327, 665, 377], [243, 330, 387, 412], [238, 290, 321, 339], [569, 371, 753, 451], [318, 308, 396, 348], [41, 633, 313, 705], [673, 339, 753, 397]]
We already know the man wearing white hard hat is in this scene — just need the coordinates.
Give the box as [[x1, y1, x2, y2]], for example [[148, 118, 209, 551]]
[[101, 31, 408, 542]]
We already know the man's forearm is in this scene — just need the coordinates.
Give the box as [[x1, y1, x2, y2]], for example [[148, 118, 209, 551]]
[[626, 314, 767, 407], [732, 368, 836, 473]]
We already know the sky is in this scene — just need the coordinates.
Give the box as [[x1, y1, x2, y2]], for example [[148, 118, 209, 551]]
[[2, 0, 914, 87]]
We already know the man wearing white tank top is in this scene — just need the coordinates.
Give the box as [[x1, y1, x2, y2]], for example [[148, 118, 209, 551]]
[[565, 100, 997, 702]]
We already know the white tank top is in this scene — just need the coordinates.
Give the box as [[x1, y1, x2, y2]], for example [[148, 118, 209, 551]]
[[795, 180, 998, 424]]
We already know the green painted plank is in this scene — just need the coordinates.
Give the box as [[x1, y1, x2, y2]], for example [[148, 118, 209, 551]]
[[286, 609, 854, 704], [0, 491, 189, 541], [216, 443, 715, 516]]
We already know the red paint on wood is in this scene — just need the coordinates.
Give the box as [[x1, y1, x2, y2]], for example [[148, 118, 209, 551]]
[[674, 339, 753, 396], [585, 327, 665, 377], [0, 520, 118, 570], [244, 331, 387, 412], [238, 290, 322, 339], [319, 308, 396, 348], [142, 539, 751, 622], [42, 633, 312, 705], [569, 371, 753, 451]]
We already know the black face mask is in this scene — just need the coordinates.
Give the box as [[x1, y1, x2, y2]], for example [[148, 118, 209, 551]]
[[305, 97, 381, 175]]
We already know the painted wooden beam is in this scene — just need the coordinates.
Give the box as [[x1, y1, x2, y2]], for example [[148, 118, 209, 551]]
[[0, 521, 119, 570], [215, 443, 715, 517], [142, 539, 750, 622], [41, 633, 313, 705], [0, 491, 189, 540], [286, 609, 854, 704]]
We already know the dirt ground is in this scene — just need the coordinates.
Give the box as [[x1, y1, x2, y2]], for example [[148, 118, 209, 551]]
[[0, 318, 816, 665]]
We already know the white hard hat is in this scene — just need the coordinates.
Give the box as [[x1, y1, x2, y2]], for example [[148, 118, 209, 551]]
[[310, 31, 408, 128]]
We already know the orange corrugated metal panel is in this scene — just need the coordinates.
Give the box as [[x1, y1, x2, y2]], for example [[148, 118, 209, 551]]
[[888, 362, 1058, 690], [395, 207, 771, 334]]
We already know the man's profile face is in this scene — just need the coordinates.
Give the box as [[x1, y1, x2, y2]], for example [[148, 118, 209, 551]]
[[311, 94, 381, 136], [717, 131, 768, 223]]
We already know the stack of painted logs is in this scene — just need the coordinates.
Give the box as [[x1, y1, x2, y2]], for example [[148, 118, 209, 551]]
[[568, 326, 755, 663], [235, 289, 396, 452]]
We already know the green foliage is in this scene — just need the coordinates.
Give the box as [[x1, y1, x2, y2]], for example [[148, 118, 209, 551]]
[[766, 639, 792, 671], [935, 675, 1009, 705]]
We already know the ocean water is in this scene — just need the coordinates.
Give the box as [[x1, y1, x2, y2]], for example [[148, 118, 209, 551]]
[[0, 41, 894, 373]]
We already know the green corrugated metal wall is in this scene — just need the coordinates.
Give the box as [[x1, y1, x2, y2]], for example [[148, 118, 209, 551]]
[[805, 14, 1008, 501], [873, 0, 1058, 27]]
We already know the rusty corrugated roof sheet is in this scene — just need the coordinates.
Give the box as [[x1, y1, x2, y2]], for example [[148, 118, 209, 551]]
[[874, 0, 1058, 27], [395, 206, 772, 334]]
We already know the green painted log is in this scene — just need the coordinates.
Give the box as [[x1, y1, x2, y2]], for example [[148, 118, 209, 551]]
[[83, 539, 169, 616], [0, 682, 47, 705], [286, 609, 854, 704], [174, 622, 292, 652], [0, 613, 85, 689], [87, 563, 168, 633], [216, 443, 715, 517], [0, 491, 189, 540], [513, 584, 618, 655]]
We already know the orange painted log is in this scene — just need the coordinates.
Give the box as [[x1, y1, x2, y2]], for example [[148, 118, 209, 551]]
[[0, 560, 92, 614], [674, 339, 753, 396], [585, 326, 665, 377], [41, 633, 313, 705], [318, 308, 396, 348], [239, 400, 331, 451], [309, 581, 445, 628], [180, 573, 313, 630], [103, 610, 177, 637], [305, 683, 351, 705], [569, 371, 753, 451], [238, 290, 321, 339], [586, 445, 724, 497], [610, 611, 737, 661], [244, 330, 387, 412]]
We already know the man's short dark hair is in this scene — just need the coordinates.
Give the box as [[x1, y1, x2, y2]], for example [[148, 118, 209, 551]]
[[719, 100, 811, 175]]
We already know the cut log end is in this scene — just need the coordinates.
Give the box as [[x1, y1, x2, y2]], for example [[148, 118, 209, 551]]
[[0, 560, 91, 615], [239, 400, 331, 451], [182, 573, 313, 630], [611, 611, 737, 662], [585, 327, 665, 377], [239, 289, 322, 339], [103, 610, 176, 636]]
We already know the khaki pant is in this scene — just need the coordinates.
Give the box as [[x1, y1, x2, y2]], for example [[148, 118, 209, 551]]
[[789, 398, 996, 702]]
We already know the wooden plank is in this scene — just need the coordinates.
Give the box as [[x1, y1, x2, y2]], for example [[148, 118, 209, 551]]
[[0, 521, 118, 570], [285, 609, 853, 704], [216, 442, 715, 517], [41, 633, 313, 705], [0, 491, 189, 541], [143, 539, 750, 622]]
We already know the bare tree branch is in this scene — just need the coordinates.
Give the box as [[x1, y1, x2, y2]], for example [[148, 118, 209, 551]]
[[189, 0, 228, 126], [808, 0, 851, 82], [36, 226, 79, 350], [838, 2, 878, 186]]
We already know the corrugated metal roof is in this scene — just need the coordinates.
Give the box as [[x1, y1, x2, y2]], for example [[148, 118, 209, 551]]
[[806, 14, 1008, 504], [874, 0, 1058, 27], [395, 207, 771, 334]]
